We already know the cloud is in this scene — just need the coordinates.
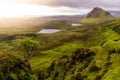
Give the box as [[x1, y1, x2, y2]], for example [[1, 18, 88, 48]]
[[47, 0, 120, 10], [0, 0, 119, 17], [1, 0, 120, 10]]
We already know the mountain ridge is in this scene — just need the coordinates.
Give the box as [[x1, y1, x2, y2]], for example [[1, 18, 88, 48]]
[[86, 7, 113, 18]]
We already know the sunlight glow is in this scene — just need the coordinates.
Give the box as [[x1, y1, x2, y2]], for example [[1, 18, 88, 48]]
[[0, 3, 55, 17], [0, 2, 89, 18]]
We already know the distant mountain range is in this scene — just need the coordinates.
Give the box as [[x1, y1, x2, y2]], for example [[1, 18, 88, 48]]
[[0, 15, 82, 26], [109, 11, 120, 17], [0, 15, 83, 32]]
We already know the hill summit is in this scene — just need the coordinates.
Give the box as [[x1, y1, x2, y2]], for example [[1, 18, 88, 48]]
[[86, 7, 113, 18]]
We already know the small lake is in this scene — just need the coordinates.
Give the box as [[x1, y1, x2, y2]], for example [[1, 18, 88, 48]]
[[38, 29, 62, 34], [72, 23, 82, 27]]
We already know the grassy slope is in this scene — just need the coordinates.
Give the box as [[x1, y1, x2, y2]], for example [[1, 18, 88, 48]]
[[0, 18, 120, 79], [80, 17, 114, 25], [0, 20, 72, 34], [33, 18, 120, 80], [31, 42, 84, 72], [39, 20, 72, 30]]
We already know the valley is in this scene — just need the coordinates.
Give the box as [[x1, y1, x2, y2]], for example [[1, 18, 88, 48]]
[[0, 7, 120, 80]]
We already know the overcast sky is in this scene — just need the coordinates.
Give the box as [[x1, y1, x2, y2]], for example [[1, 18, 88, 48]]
[[1, 0, 119, 10], [0, 0, 119, 17]]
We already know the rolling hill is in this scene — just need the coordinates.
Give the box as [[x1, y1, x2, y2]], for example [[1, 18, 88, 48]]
[[0, 7, 120, 80]]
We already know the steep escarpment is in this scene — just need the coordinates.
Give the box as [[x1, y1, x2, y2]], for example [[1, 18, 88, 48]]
[[87, 7, 113, 18], [80, 7, 114, 24]]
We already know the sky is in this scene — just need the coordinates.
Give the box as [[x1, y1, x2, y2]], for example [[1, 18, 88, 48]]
[[0, 0, 119, 17]]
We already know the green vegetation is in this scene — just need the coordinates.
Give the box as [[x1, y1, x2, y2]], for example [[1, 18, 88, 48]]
[[0, 10, 120, 79], [0, 53, 37, 80], [39, 20, 72, 30], [19, 38, 39, 70]]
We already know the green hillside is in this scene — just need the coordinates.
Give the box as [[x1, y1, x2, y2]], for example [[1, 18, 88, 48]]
[[0, 17, 119, 80], [35, 18, 120, 80], [38, 20, 72, 30], [0, 53, 37, 80], [0, 7, 120, 79]]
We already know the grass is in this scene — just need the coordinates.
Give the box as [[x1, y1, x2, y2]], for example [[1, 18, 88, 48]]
[[34, 18, 120, 80], [31, 42, 84, 72], [39, 20, 72, 30], [80, 18, 101, 24], [80, 17, 115, 25], [0, 18, 120, 80]]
